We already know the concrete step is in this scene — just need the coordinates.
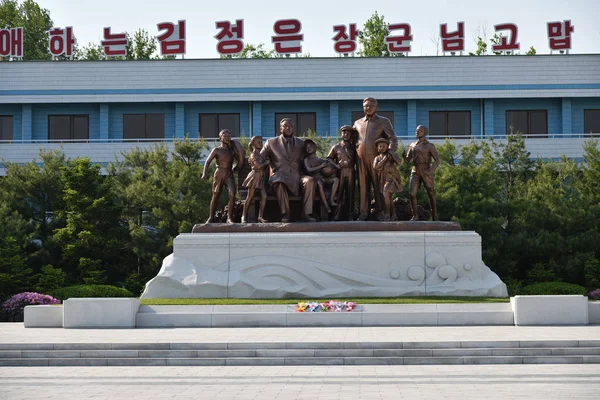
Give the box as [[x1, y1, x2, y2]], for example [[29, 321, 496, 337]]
[[1, 340, 599, 366], [1, 355, 599, 366]]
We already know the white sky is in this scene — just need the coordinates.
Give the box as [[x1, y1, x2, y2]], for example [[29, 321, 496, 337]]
[[36, 0, 599, 58]]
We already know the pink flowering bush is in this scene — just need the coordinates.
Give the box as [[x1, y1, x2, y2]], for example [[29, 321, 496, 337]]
[[589, 289, 600, 301], [1, 292, 61, 322]]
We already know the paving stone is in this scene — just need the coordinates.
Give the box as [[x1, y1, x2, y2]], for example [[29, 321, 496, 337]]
[[228, 342, 286, 350], [286, 342, 344, 349], [0, 343, 53, 350], [196, 350, 255, 358], [373, 349, 433, 357], [170, 343, 227, 350], [111, 343, 170, 350], [583, 356, 600, 363], [433, 348, 492, 356], [343, 341, 403, 349], [0, 351, 21, 358], [166, 358, 226, 366], [49, 358, 108, 366], [21, 350, 80, 358], [491, 348, 552, 356], [403, 357, 464, 365], [106, 358, 167, 366], [284, 357, 344, 366], [343, 357, 404, 365], [225, 357, 285, 366], [138, 350, 197, 358], [80, 350, 139, 358], [53, 343, 111, 350], [551, 347, 600, 355], [0, 358, 48, 366], [578, 340, 600, 347], [461, 341, 520, 348], [463, 356, 523, 364], [315, 349, 373, 357], [256, 349, 314, 357], [403, 341, 461, 349], [520, 340, 579, 348], [522, 356, 584, 364]]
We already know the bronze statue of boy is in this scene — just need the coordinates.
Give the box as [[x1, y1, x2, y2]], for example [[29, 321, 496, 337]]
[[404, 125, 440, 221], [327, 125, 356, 221], [202, 129, 237, 223]]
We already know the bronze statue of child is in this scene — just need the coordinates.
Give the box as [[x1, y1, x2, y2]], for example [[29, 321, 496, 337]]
[[327, 125, 357, 221], [373, 137, 402, 221], [201, 129, 237, 223], [303, 139, 340, 214], [241, 136, 269, 223]]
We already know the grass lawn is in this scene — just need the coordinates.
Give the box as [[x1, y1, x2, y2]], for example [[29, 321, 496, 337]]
[[140, 296, 510, 305]]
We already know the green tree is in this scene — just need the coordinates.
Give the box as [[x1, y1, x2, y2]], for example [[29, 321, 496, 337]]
[[126, 29, 158, 60], [358, 11, 392, 57], [73, 42, 103, 61], [53, 158, 130, 284], [470, 32, 536, 56], [75, 28, 158, 60], [109, 138, 212, 287], [0, 206, 32, 299], [0, 0, 53, 60], [230, 43, 275, 59], [435, 140, 506, 273], [0, 149, 65, 275]]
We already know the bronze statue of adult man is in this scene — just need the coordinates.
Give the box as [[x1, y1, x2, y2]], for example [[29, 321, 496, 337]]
[[327, 125, 356, 221], [201, 129, 237, 223], [260, 118, 317, 223], [404, 125, 440, 221], [353, 97, 399, 221]]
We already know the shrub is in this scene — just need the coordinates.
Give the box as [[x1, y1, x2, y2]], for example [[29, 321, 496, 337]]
[[49, 285, 133, 300], [518, 282, 587, 296], [589, 288, 600, 301], [1, 292, 61, 322]]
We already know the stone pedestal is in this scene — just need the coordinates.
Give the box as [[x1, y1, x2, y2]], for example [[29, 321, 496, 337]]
[[24, 305, 63, 328], [511, 295, 589, 326], [141, 223, 507, 299], [63, 298, 140, 328]]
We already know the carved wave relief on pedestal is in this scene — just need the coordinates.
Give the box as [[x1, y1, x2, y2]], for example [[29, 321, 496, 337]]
[[142, 250, 508, 298]]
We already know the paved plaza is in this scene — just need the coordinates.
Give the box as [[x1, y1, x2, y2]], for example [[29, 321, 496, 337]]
[[2, 323, 600, 344], [1, 364, 599, 399], [2, 323, 599, 399]]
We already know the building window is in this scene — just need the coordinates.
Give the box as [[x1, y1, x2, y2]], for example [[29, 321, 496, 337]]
[[429, 111, 471, 137], [0, 115, 14, 141], [351, 111, 394, 127], [584, 109, 600, 135], [123, 114, 165, 140], [506, 110, 547, 137], [48, 115, 89, 141], [199, 113, 240, 137], [275, 113, 316, 136]]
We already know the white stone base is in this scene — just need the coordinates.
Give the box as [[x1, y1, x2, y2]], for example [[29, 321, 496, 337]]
[[511, 295, 589, 326], [63, 298, 140, 329], [588, 302, 600, 325], [141, 231, 508, 299], [136, 303, 515, 328], [24, 305, 63, 328]]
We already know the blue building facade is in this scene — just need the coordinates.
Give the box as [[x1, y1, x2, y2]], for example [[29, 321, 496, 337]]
[[1, 55, 599, 172]]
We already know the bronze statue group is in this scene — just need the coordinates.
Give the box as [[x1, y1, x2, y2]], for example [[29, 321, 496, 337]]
[[202, 97, 440, 224]]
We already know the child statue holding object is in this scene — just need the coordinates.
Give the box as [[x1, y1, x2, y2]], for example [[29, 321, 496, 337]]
[[303, 139, 340, 214], [241, 136, 270, 223], [373, 137, 402, 221]]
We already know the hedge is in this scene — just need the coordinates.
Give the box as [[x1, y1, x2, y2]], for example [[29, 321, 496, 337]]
[[49, 285, 134, 300]]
